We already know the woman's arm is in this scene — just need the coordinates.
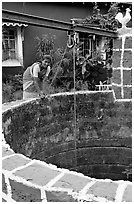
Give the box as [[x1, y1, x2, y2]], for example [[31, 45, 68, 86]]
[[42, 65, 51, 83]]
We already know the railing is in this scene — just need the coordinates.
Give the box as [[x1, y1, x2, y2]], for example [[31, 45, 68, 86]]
[[95, 84, 112, 91]]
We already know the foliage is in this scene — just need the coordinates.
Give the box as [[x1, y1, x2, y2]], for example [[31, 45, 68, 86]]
[[74, 2, 120, 31], [35, 33, 113, 94], [7, 74, 23, 91], [35, 34, 56, 61], [2, 74, 23, 103]]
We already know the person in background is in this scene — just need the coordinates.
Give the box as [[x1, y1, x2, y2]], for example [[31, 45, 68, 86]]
[[23, 55, 52, 99]]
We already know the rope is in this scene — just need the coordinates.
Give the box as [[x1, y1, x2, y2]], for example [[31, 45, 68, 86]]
[[73, 40, 77, 168]]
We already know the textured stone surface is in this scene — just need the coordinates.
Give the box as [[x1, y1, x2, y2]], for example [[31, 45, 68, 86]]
[[112, 86, 122, 99], [2, 92, 132, 181], [53, 173, 91, 191], [77, 147, 131, 166], [112, 69, 121, 84], [46, 191, 78, 202], [124, 36, 132, 49], [2, 95, 132, 202], [113, 38, 122, 49], [2, 146, 14, 157], [2, 174, 7, 194], [122, 184, 132, 202], [2, 155, 31, 171], [112, 51, 121, 68], [123, 87, 132, 99], [2, 198, 6, 202], [14, 162, 61, 186], [123, 51, 132, 68], [87, 181, 118, 201], [123, 70, 132, 85], [9, 179, 42, 202]]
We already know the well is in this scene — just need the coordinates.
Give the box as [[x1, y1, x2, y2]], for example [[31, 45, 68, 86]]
[[2, 91, 132, 182]]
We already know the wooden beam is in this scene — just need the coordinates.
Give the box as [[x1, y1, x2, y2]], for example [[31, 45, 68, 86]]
[[2, 9, 117, 38]]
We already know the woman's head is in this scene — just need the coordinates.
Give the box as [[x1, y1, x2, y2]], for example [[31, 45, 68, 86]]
[[41, 55, 52, 68]]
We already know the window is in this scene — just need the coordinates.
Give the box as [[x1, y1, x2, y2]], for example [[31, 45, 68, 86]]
[[2, 27, 16, 61], [2, 23, 27, 67]]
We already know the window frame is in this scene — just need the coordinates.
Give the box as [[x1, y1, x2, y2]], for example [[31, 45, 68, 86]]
[[2, 25, 24, 67]]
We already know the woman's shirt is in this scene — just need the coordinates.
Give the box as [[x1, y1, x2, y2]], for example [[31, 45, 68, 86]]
[[23, 62, 50, 92]]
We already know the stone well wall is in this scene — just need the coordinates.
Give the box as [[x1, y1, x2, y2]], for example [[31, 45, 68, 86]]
[[2, 91, 132, 181]]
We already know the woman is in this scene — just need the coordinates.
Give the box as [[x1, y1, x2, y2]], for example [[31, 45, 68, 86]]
[[23, 55, 52, 99]]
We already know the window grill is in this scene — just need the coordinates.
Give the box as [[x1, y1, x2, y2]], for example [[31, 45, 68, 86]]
[[79, 33, 93, 58]]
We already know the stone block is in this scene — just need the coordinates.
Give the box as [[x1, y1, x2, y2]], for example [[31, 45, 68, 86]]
[[77, 149, 131, 166], [87, 181, 118, 201], [53, 173, 91, 192], [76, 164, 93, 177], [77, 137, 132, 148], [2, 198, 6, 202], [2, 154, 31, 171], [124, 37, 132, 49], [46, 191, 77, 202], [45, 150, 77, 169], [122, 184, 132, 202], [2, 146, 14, 157], [2, 174, 7, 194], [75, 164, 127, 181], [95, 172, 126, 181], [123, 51, 132, 68], [112, 86, 122, 99], [112, 51, 121, 68], [14, 161, 61, 186], [123, 70, 132, 85], [112, 69, 121, 84], [116, 126, 132, 137], [40, 141, 75, 158], [123, 87, 132, 99], [9, 179, 42, 202], [92, 164, 130, 181], [113, 38, 122, 49]]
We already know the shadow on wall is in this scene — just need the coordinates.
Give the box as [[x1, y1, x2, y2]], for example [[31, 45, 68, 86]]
[[2, 91, 132, 181]]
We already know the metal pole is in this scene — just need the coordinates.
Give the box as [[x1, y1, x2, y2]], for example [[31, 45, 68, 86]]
[[73, 33, 77, 168]]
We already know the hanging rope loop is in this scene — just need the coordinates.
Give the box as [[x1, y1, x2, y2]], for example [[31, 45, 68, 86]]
[[67, 30, 75, 48]]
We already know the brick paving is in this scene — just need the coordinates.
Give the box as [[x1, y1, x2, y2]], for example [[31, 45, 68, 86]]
[[2, 98, 132, 202]]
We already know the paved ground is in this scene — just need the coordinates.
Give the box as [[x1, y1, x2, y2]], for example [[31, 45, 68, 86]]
[[2, 99, 132, 202]]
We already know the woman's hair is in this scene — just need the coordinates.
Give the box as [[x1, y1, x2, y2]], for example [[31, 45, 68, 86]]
[[42, 55, 52, 63]]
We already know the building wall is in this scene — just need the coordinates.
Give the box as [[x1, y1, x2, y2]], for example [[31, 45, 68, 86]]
[[2, 2, 91, 69], [2, 2, 110, 69]]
